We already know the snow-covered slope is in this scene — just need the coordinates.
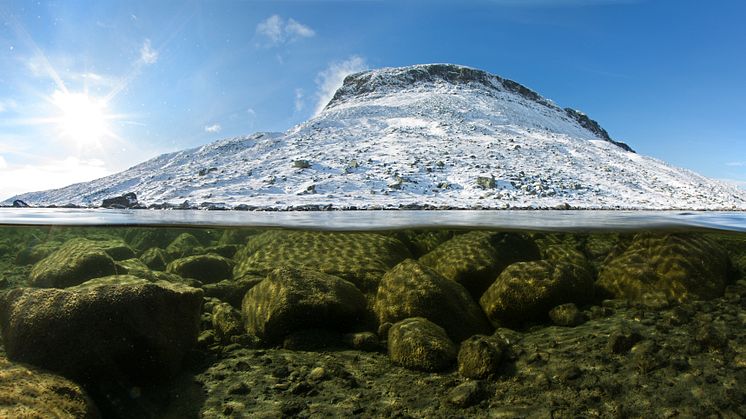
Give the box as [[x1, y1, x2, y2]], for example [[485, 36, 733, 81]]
[[7, 64, 746, 210]]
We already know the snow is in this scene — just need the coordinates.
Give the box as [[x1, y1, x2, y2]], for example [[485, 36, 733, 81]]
[[6, 64, 746, 210]]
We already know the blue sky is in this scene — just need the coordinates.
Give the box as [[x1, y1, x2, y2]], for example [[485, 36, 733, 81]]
[[1, 0, 745, 200]]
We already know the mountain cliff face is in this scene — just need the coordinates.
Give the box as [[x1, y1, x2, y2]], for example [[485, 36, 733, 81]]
[[7, 64, 746, 210]]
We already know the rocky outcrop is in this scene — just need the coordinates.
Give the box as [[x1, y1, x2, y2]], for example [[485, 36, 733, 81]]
[[373, 259, 491, 342], [329, 64, 631, 151], [564, 108, 634, 152], [101, 192, 138, 209], [0, 276, 203, 384], [241, 267, 368, 343]]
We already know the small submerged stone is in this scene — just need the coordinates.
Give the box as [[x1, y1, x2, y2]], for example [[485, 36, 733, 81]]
[[387, 317, 457, 372], [457, 335, 505, 379], [549, 303, 586, 327], [448, 380, 485, 408]]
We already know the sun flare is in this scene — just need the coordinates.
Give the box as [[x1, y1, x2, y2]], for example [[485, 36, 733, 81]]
[[52, 90, 109, 146]]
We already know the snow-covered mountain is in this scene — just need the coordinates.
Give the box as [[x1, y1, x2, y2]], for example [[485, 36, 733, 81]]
[[7, 64, 746, 210]]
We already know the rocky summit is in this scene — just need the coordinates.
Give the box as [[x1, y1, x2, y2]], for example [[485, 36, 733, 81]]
[[6, 63, 746, 210]]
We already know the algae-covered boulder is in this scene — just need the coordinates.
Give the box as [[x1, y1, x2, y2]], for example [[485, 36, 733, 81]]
[[203, 244, 240, 259], [233, 230, 411, 292], [124, 228, 176, 252], [393, 230, 455, 258], [202, 276, 264, 307], [596, 234, 730, 303], [457, 334, 505, 379], [241, 266, 367, 343], [0, 276, 203, 384], [709, 233, 746, 280], [166, 254, 234, 283], [0, 357, 99, 418], [374, 259, 491, 342], [92, 238, 135, 261], [480, 246, 594, 328], [29, 238, 117, 288], [387, 317, 457, 372], [212, 302, 244, 343], [140, 247, 169, 270], [114, 258, 151, 275], [109, 260, 197, 286], [418, 231, 540, 298], [218, 228, 260, 245], [166, 233, 203, 260], [14, 241, 61, 266]]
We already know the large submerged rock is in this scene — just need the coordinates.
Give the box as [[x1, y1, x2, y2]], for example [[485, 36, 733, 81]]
[[233, 230, 411, 292], [0, 276, 203, 384], [418, 232, 540, 298], [0, 356, 99, 418], [28, 238, 117, 288], [596, 234, 730, 303], [373, 259, 491, 342], [241, 266, 368, 343], [480, 246, 594, 327], [166, 253, 235, 283]]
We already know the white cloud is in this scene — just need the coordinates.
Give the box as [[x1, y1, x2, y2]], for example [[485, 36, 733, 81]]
[[247, 108, 256, 117], [0, 99, 17, 113], [140, 39, 159, 64], [0, 157, 110, 201], [314, 55, 368, 115], [294, 88, 305, 112], [256, 15, 315, 46], [204, 124, 222, 133], [286, 18, 315, 39], [726, 161, 745, 167], [0, 155, 6, 169]]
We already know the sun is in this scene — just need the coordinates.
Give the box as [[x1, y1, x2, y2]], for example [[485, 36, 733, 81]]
[[52, 90, 110, 147]]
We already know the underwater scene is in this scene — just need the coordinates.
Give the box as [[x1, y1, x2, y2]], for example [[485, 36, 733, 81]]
[[1, 218, 746, 418]]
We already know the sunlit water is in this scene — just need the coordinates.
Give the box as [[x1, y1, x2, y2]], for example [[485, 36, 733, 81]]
[[2, 208, 746, 231]]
